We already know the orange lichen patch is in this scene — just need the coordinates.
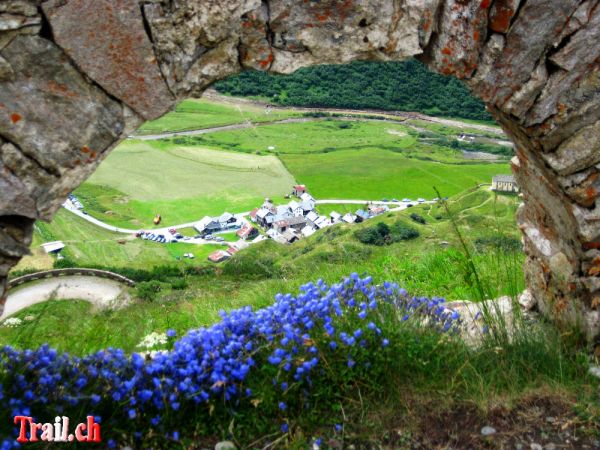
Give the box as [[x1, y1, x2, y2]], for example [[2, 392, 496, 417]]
[[258, 53, 274, 69], [89, 151, 97, 159], [81, 145, 91, 154], [586, 186, 597, 201], [473, 30, 480, 40], [441, 47, 452, 55], [10, 113, 22, 124], [589, 266, 600, 277], [422, 18, 431, 32], [480, 0, 492, 9], [490, 6, 514, 33]]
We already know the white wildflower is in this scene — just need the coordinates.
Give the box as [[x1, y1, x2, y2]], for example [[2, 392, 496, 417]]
[[2, 317, 23, 328], [24, 315, 35, 321], [137, 331, 168, 350]]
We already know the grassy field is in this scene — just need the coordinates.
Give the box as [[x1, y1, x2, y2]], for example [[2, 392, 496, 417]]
[[77, 140, 295, 228], [281, 148, 510, 200], [12, 209, 225, 272], [4, 186, 523, 352], [136, 97, 300, 134], [180, 119, 418, 154]]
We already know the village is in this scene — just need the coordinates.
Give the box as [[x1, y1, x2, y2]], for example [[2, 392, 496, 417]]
[[58, 174, 518, 265], [194, 184, 425, 263]]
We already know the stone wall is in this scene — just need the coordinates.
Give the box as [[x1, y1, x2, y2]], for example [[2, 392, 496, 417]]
[[0, 0, 598, 338]]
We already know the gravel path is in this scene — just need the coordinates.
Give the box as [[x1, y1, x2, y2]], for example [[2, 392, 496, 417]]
[[2, 276, 130, 319]]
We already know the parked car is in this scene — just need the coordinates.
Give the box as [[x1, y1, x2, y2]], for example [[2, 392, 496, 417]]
[[183, 237, 191, 241], [382, 198, 389, 202], [205, 234, 214, 240], [175, 233, 183, 239], [194, 235, 202, 239], [392, 198, 399, 203], [214, 237, 224, 242], [402, 198, 411, 202], [417, 198, 426, 203], [168, 228, 177, 235]]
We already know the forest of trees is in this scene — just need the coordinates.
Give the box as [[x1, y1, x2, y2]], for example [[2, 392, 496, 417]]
[[214, 60, 492, 122]]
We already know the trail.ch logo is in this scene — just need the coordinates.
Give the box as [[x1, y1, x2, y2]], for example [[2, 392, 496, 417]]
[[13, 416, 101, 443]]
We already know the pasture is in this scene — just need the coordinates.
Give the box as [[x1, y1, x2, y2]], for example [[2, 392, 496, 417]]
[[13, 209, 225, 271], [77, 140, 295, 228], [187, 119, 418, 154], [280, 148, 510, 200], [137, 97, 299, 134]]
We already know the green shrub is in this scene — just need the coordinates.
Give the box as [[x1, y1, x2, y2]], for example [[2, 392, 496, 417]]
[[410, 213, 426, 224], [170, 279, 189, 290], [355, 221, 419, 246], [390, 221, 420, 240], [136, 280, 162, 301]]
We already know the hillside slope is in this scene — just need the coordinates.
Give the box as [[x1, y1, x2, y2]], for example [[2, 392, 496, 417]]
[[215, 60, 492, 121]]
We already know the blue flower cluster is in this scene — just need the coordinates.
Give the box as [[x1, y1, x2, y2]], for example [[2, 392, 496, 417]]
[[0, 274, 460, 445]]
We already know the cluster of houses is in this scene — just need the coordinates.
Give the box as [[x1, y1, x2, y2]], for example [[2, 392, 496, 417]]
[[248, 185, 391, 245], [193, 212, 243, 235], [193, 212, 262, 263]]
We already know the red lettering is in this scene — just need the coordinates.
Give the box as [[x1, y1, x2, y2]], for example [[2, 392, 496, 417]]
[[29, 422, 42, 442], [14, 416, 32, 443], [75, 423, 87, 442], [87, 416, 101, 442]]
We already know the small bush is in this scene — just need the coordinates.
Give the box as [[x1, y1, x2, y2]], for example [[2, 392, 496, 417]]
[[391, 222, 420, 240], [410, 213, 426, 224], [170, 279, 188, 290], [136, 280, 162, 301], [355, 221, 419, 246]]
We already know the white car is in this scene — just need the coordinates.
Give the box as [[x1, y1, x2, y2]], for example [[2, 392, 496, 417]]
[[402, 198, 411, 202], [417, 198, 426, 203]]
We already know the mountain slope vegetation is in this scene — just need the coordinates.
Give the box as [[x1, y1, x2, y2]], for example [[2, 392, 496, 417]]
[[215, 60, 492, 121]]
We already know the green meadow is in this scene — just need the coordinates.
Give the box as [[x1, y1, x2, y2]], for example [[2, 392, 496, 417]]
[[137, 97, 299, 134], [281, 148, 510, 200], [76, 140, 295, 228], [13, 209, 224, 272], [4, 186, 523, 353], [183, 119, 418, 154]]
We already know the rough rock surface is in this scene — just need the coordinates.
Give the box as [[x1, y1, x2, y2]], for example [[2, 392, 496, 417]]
[[0, 0, 599, 340]]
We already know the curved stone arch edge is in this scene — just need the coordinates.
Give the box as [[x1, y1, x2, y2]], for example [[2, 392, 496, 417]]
[[0, 0, 598, 339]]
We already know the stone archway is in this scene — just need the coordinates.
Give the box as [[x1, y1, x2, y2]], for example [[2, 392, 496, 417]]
[[1, 0, 598, 337]]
